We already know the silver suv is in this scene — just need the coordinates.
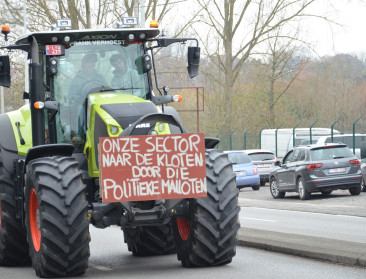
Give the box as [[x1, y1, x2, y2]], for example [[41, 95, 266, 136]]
[[269, 143, 362, 200], [243, 149, 277, 186]]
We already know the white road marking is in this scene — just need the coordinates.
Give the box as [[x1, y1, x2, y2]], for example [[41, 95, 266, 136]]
[[241, 217, 278, 223], [89, 263, 113, 271]]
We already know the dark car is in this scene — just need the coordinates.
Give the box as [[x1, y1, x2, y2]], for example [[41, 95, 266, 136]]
[[360, 159, 366, 192], [269, 143, 362, 200]]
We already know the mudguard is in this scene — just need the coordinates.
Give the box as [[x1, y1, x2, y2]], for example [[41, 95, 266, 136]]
[[24, 144, 74, 166], [0, 114, 22, 173], [163, 106, 185, 134]]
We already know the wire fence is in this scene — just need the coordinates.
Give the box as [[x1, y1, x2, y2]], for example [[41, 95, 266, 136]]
[[214, 123, 366, 159]]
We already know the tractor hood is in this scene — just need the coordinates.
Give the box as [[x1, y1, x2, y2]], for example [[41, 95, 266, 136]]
[[88, 92, 148, 106], [88, 93, 159, 130], [85, 92, 165, 177]]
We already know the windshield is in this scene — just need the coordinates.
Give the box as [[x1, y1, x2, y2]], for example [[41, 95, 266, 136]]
[[248, 152, 276, 161], [50, 41, 148, 150], [310, 146, 355, 160], [227, 153, 251, 164]]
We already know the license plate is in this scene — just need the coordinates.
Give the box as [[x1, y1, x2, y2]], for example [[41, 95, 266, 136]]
[[328, 168, 346, 174], [236, 171, 247, 176]]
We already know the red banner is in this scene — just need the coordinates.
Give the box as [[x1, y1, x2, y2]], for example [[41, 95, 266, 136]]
[[99, 133, 207, 203]]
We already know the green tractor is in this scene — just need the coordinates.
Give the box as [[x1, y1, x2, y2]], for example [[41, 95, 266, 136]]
[[0, 21, 240, 277]]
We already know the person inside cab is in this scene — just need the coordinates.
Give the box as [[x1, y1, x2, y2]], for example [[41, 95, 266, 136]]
[[69, 53, 108, 104], [68, 53, 108, 147], [109, 54, 142, 96]]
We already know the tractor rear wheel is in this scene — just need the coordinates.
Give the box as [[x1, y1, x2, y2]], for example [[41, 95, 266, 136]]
[[25, 156, 90, 277], [124, 224, 175, 256], [0, 148, 30, 265], [173, 149, 240, 267]]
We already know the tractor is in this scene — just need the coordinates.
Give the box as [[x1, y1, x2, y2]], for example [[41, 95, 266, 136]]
[[0, 20, 240, 277]]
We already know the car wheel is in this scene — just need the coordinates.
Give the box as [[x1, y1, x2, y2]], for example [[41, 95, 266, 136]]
[[349, 185, 361, 196], [361, 179, 366, 192], [320, 189, 332, 195], [252, 185, 260, 191], [270, 178, 285, 199], [297, 177, 311, 200]]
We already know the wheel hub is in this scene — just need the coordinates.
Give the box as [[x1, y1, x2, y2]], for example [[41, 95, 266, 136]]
[[299, 182, 304, 197], [271, 181, 279, 196], [176, 218, 191, 240], [29, 188, 41, 252]]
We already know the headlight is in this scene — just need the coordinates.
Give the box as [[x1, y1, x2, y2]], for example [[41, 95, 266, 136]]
[[110, 126, 119, 135]]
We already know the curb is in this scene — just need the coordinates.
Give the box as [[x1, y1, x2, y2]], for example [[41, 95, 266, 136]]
[[237, 228, 366, 268]]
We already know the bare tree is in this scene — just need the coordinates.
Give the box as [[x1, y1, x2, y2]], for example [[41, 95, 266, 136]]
[[253, 29, 309, 128], [195, 0, 323, 134], [0, 0, 187, 33]]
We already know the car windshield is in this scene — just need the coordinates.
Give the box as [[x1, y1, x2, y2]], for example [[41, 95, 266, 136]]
[[310, 146, 355, 160], [50, 41, 148, 149], [227, 153, 251, 164], [248, 152, 276, 161]]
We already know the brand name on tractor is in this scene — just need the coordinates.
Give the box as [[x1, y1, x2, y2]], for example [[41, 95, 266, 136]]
[[81, 34, 118, 40]]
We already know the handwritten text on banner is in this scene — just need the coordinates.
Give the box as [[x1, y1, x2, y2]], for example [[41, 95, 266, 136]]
[[99, 133, 207, 203]]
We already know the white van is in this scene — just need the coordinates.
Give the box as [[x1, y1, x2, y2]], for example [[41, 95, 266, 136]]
[[316, 134, 366, 158], [260, 128, 340, 158]]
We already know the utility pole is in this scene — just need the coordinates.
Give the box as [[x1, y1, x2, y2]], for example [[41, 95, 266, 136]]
[[140, 0, 145, 28], [24, 0, 29, 105]]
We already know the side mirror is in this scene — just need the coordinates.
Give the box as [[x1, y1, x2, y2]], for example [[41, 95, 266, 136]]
[[187, 46, 200, 78], [0, 55, 10, 88], [274, 161, 281, 167]]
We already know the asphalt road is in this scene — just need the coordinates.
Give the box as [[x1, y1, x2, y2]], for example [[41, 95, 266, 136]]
[[1, 226, 365, 279], [240, 206, 366, 243]]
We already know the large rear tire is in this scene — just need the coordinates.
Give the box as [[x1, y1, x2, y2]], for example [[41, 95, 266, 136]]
[[124, 224, 175, 256], [0, 148, 30, 265], [173, 149, 240, 267], [25, 156, 90, 277]]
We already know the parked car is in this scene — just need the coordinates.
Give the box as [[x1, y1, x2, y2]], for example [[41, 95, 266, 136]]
[[316, 133, 366, 159], [243, 149, 278, 186], [225, 151, 260, 190], [360, 159, 366, 192], [269, 143, 362, 200]]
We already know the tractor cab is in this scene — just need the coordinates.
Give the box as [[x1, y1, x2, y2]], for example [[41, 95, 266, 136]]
[[37, 31, 154, 151], [12, 27, 163, 151], [0, 24, 200, 156]]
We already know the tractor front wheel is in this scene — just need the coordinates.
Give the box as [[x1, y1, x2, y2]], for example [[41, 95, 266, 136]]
[[25, 156, 90, 277], [173, 149, 240, 267], [0, 148, 29, 265]]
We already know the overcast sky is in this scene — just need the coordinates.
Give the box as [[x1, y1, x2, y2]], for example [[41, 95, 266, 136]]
[[307, 0, 366, 56]]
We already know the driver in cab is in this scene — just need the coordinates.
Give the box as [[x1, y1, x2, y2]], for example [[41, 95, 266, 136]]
[[68, 53, 108, 147], [68, 53, 108, 104]]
